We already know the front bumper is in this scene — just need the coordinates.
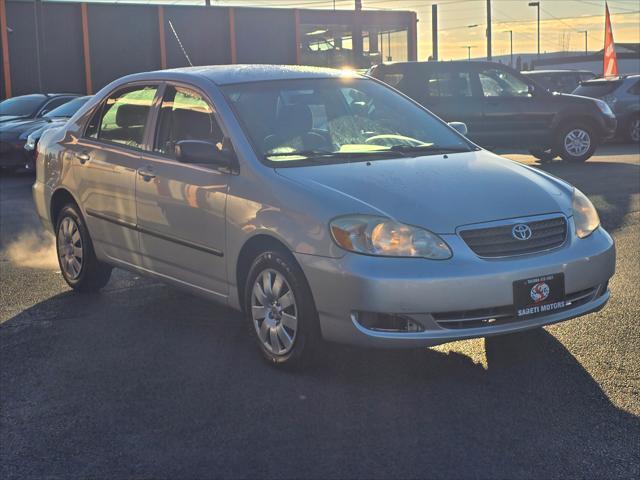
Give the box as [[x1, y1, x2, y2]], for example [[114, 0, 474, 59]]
[[599, 114, 617, 140], [296, 222, 615, 348], [0, 139, 27, 167]]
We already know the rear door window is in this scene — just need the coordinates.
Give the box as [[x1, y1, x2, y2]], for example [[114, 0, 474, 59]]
[[86, 85, 158, 149], [424, 72, 472, 98]]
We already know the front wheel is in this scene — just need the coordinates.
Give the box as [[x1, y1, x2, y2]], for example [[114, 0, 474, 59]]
[[56, 204, 112, 292], [244, 249, 320, 368], [555, 124, 598, 163]]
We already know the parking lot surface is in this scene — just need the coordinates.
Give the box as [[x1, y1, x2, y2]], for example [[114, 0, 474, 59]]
[[1, 145, 639, 479]]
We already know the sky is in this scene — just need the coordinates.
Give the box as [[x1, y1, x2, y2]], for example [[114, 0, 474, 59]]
[[67, 0, 640, 60]]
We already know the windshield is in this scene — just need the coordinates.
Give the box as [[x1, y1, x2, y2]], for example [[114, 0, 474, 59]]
[[222, 77, 472, 165], [44, 96, 90, 119], [0, 94, 47, 117]]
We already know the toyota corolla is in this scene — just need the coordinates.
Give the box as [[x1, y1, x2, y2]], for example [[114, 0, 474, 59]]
[[32, 65, 615, 368]]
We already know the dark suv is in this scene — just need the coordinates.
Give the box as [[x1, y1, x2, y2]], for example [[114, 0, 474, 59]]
[[368, 61, 617, 162], [573, 75, 640, 143]]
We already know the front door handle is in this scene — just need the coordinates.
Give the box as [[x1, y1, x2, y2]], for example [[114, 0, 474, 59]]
[[137, 167, 156, 181], [75, 152, 90, 164]]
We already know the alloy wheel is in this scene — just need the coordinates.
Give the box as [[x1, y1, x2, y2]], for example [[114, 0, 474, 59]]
[[564, 128, 591, 157], [631, 119, 640, 142], [251, 269, 298, 355], [57, 216, 83, 279]]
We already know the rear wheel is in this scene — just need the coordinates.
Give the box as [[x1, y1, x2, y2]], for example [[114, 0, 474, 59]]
[[56, 204, 112, 292], [244, 249, 320, 368], [556, 124, 597, 163], [626, 116, 640, 143]]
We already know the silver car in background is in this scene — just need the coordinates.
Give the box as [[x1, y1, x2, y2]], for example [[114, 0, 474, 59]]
[[33, 66, 615, 368]]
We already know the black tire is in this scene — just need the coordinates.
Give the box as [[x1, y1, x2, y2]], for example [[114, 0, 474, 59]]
[[626, 116, 640, 144], [529, 148, 556, 163], [555, 123, 598, 163], [55, 204, 112, 292], [244, 249, 321, 369]]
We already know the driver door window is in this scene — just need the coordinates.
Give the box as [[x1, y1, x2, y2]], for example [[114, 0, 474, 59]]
[[154, 86, 224, 157], [479, 69, 531, 98]]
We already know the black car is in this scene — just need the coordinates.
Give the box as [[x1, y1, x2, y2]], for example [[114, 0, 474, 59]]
[[0, 93, 79, 169], [522, 70, 597, 94], [368, 61, 617, 162], [573, 75, 640, 143], [23, 96, 92, 169]]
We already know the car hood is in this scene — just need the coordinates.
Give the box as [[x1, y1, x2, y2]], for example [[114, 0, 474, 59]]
[[0, 118, 47, 135], [551, 91, 599, 106], [275, 151, 573, 234], [0, 115, 30, 124]]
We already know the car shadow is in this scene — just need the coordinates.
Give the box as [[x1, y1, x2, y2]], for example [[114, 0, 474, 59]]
[[1, 286, 638, 478], [534, 160, 639, 234]]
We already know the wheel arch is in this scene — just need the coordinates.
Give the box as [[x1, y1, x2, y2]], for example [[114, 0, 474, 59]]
[[553, 114, 601, 140], [235, 233, 301, 313], [50, 188, 81, 229]]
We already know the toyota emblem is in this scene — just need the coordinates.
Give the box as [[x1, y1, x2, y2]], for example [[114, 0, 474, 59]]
[[512, 224, 532, 241]]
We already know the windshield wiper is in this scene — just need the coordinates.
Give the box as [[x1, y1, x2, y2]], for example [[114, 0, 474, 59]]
[[389, 144, 471, 155], [265, 149, 410, 161]]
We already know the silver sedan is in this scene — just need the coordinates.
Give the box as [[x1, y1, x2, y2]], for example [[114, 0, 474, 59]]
[[33, 65, 615, 368]]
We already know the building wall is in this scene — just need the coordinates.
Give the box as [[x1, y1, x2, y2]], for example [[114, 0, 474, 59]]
[[0, 0, 416, 99]]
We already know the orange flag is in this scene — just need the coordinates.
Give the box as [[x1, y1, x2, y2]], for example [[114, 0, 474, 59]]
[[603, 2, 619, 77]]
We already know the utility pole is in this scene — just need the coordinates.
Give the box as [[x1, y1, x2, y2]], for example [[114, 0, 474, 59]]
[[580, 30, 588, 55], [463, 46, 474, 61], [486, 0, 492, 61], [354, 0, 363, 67], [529, 2, 540, 57], [505, 30, 513, 67], [33, 0, 43, 93], [431, 4, 438, 61]]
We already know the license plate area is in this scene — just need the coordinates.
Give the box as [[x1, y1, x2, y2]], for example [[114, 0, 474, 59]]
[[513, 273, 566, 318]]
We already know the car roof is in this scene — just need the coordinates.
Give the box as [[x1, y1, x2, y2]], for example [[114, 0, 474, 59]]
[[580, 74, 638, 84], [523, 70, 593, 74], [121, 64, 364, 86], [372, 61, 511, 69]]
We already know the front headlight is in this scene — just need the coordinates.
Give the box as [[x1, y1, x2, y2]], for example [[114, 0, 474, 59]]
[[572, 189, 600, 238], [24, 134, 36, 151], [330, 215, 452, 259], [595, 99, 614, 117]]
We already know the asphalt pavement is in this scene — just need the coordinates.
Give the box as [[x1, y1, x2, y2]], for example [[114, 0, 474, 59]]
[[1, 145, 639, 479]]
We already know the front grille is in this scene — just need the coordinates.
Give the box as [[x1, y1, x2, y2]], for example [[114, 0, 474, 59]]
[[433, 285, 604, 330], [460, 216, 567, 258]]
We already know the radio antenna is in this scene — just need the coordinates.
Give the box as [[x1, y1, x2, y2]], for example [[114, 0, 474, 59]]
[[168, 20, 193, 67]]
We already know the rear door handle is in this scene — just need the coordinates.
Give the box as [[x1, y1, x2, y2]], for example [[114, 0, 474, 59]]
[[75, 152, 90, 164], [137, 167, 156, 181]]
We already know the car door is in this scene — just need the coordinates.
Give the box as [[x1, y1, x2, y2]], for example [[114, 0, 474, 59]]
[[409, 66, 484, 140], [69, 83, 159, 263], [135, 83, 229, 297], [476, 66, 543, 147]]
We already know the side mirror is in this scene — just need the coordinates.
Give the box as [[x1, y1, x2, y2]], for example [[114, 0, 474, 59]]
[[175, 140, 235, 169], [448, 122, 468, 136]]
